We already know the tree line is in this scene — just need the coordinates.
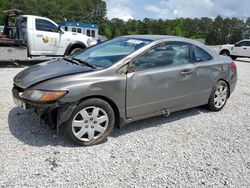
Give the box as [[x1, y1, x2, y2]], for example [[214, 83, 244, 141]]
[[0, 0, 249, 45]]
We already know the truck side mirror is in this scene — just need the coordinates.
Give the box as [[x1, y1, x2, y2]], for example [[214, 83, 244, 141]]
[[58, 25, 64, 34]]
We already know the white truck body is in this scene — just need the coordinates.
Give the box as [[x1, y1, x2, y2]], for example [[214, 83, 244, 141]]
[[0, 14, 97, 59], [219, 40, 250, 59]]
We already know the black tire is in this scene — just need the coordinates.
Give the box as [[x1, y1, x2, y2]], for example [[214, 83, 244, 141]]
[[220, 50, 230, 56], [69, 47, 84, 56], [231, 56, 237, 60], [207, 80, 229, 112], [66, 98, 115, 146]]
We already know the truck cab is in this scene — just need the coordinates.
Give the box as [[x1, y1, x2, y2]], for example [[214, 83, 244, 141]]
[[0, 10, 97, 58]]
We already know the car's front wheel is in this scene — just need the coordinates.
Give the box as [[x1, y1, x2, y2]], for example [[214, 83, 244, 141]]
[[67, 98, 115, 146], [208, 80, 229, 111]]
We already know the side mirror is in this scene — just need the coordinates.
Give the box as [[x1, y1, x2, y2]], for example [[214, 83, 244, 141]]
[[127, 62, 135, 73], [58, 25, 64, 34]]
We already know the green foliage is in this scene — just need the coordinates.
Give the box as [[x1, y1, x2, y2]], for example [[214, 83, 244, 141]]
[[0, 0, 249, 44], [0, 0, 106, 23], [102, 16, 250, 45]]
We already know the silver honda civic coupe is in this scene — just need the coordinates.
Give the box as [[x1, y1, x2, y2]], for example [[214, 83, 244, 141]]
[[12, 35, 237, 146]]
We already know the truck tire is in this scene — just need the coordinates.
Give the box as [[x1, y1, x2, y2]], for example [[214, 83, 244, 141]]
[[69, 47, 84, 56], [220, 50, 230, 56]]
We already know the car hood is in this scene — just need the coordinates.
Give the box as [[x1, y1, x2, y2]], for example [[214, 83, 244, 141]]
[[14, 58, 94, 89]]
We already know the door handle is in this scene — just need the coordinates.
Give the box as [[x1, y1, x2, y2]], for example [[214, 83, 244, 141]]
[[243, 47, 247, 50], [36, 34, 43, 37], [180, 69, 193, 75]]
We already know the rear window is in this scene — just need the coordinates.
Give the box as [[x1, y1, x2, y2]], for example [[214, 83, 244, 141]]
[[192, 45, 213, 62]]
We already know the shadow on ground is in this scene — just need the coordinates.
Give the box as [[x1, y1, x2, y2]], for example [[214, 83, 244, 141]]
[[8, 106, 210, 147]]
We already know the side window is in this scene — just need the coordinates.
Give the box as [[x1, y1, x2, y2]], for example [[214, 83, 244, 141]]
[[35, 19, 58, 33], [77, 28, 82, 33], [87, 29, 91, 37], [236, 41, 247, 46], [72, 27, 76, 32], [192, 45, 213, 62], [91, 30, 95, 37], [245, 41, 250, 46], [134, 43, 190, 71]]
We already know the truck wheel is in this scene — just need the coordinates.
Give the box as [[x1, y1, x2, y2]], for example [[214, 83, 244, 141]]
[[66, 98, 115, 146], [220, 50, 230, 56], [69, 47, 84, 56]]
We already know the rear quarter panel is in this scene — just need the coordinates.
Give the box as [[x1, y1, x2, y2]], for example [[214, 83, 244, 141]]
[[193, 55, 234, 105]]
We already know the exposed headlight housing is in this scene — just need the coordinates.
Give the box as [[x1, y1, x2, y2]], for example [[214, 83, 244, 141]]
[[87, 37, 97, 46], [22, 90, 67, 102]]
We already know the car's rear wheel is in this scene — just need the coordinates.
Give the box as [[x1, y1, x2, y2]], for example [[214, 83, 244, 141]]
[[66, 98, 115, 146], [208, 80, 228, 111]]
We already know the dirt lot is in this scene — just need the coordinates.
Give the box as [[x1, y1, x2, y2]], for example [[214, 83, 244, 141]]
[[0, 59, 249, 187]]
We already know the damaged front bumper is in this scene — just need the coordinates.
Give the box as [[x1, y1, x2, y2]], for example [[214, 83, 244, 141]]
[[12, 86, 76, 131]]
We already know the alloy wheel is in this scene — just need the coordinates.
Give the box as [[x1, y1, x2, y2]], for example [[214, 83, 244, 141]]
[[214, 84, 228, 108], [72, 106, 109, 141]]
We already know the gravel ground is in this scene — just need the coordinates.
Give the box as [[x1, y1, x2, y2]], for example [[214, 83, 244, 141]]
[[0, 59, 249, 188]]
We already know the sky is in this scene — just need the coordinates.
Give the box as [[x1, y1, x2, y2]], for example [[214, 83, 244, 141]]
[[105, 0, 250, 21]]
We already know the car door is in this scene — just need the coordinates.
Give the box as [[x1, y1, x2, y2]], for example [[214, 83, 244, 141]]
[[126, 42, 197, 118], [32, 18, 60, 55], [231, 41, 250, 57]]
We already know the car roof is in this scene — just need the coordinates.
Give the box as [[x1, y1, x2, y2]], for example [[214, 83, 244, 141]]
[[121, 35, 218, 57], [121, 35, 175, 41]]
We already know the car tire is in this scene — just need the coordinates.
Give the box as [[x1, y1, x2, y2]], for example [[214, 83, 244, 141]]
[[207, 80, 229, 112], [231, 56, 237, 60], [66, 98, 115, 146], [69, 47, 84, 56]]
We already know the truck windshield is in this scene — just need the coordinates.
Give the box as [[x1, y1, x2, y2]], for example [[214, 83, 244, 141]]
[[73, 37, 152, 68]]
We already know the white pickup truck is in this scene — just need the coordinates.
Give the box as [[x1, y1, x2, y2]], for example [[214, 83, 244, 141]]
[[219, 39, 250, 60], [0, 10, 97, 59]]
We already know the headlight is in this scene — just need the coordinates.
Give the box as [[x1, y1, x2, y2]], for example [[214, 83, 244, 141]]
[[87, 37, 97, 46], [22, 90, 67, 102]]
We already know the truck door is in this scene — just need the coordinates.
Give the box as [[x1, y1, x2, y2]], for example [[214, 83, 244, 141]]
[[231, 40, 250, 57], [32, 18, 60, 55]]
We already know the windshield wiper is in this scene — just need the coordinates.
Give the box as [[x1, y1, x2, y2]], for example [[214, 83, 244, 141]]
[[72, 57, 96, 69], [63, 57, 81, 66]]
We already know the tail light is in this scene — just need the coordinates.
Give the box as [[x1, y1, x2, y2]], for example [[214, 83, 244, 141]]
[[231, 61, 237, 72]]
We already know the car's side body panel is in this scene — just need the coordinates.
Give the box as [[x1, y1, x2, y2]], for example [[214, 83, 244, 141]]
[[126, 63, 197, 118]]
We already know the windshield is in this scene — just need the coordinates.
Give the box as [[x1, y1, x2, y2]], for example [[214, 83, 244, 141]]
[[73, 37, 152, 68]]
